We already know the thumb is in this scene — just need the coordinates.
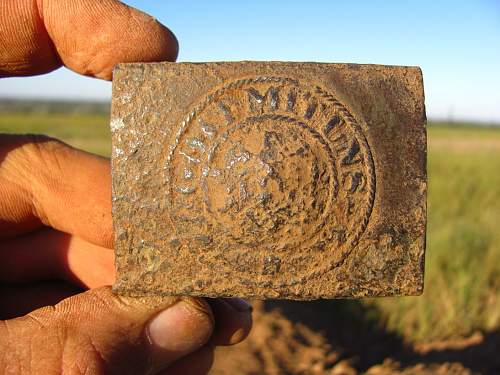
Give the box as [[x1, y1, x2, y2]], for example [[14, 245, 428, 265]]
[[0, 287, 214, 374]]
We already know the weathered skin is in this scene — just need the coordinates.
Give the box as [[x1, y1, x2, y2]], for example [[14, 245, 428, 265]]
[[110, 62, 426, 299]]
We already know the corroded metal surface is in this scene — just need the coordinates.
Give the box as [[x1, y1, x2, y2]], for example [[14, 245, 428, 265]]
[[110, 62, 426, 299]]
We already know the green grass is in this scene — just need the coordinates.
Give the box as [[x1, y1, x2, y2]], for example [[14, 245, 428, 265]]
[[373, 125, 500, 342], [0, 112, 111, 156], [1, 111, 499, 342]]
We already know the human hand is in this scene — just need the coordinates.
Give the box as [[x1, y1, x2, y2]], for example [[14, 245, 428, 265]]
[[0, 1, 252, 374]]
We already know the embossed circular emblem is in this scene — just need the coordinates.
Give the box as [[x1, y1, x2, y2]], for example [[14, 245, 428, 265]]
[[164, 77, 375, 286]]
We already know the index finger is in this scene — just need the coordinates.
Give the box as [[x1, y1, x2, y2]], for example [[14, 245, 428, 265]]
[[0, 134, 112, 248], [0, 0, 178, 79]]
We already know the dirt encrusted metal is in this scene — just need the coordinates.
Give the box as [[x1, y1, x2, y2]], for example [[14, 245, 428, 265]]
[[110, 62, 426, 299]]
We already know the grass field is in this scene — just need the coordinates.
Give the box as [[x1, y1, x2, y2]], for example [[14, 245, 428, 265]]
[[377, 124, 500, 341], [0, 112, 111, 156], [0, 111, 499, 344]]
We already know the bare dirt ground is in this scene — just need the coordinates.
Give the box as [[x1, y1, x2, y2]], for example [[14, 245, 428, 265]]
[[210, 300, 500, 375]]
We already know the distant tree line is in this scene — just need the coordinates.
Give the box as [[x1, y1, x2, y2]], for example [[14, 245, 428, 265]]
[[0, 98, 110, 115]]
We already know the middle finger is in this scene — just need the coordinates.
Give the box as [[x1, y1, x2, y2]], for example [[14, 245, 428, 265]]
[[0, 227, 115, 288]]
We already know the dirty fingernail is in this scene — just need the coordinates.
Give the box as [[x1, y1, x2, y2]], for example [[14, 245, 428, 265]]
[[147, 301, 213, 367]]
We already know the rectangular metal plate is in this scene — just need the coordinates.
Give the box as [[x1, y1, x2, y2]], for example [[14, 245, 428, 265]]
[[110, 62, 426, 299]]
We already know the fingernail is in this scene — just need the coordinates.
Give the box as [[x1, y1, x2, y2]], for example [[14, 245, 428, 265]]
[[146, 301, 213, 367], [225, 298, 253, 312]]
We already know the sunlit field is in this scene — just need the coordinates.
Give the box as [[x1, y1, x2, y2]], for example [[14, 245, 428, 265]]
[[1, 110, 499, 345], [375, 123, 500, 341]]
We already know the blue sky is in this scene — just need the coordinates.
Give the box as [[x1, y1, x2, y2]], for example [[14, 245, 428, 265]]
[[1, 0, 499, 122]]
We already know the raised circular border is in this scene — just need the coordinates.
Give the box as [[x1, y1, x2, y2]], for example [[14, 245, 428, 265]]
[[163, 76, 376, 283]]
